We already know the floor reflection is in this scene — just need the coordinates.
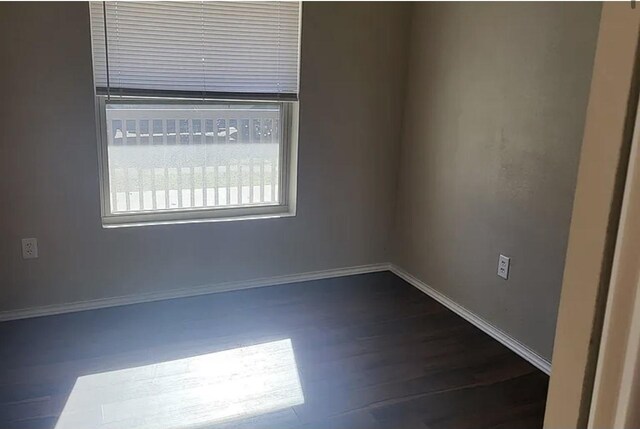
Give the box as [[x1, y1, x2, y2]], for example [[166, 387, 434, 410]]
[[55, 339, 304, 429]]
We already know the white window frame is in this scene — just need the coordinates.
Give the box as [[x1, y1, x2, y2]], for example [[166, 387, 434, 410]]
[[95, 96, 298, 228]]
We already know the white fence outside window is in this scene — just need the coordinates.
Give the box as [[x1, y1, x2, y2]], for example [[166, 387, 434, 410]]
[[104, 103, 283, 215]]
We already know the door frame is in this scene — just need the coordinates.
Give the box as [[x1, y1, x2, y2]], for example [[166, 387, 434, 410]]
[[543, 3, 640, 428]]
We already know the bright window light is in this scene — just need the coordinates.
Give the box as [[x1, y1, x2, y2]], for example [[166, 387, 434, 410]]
[[97, 100, 298, 227], [55, 339, 304, 429]]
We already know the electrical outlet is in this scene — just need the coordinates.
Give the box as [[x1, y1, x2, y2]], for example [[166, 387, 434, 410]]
[[22, 238, 38, 259], [497, 254, 510, 280]]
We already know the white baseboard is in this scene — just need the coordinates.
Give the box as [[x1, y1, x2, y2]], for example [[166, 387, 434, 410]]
[[389, 264, 552, 375], [0, 263, 390, 322]]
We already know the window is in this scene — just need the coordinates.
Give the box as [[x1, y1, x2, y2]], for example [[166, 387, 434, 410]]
[[90, 1, 300, 227]]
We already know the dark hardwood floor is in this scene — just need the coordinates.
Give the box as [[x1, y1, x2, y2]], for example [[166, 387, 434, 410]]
[[0, 272, 548, 429]]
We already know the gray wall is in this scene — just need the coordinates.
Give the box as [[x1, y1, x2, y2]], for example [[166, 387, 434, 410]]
[[0, 2, 409, 312], [391, 2, 601, 360]]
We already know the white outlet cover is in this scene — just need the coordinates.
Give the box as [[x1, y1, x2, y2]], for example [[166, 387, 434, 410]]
[[21, 238, 38, 259], [498, 254, 510, 280]]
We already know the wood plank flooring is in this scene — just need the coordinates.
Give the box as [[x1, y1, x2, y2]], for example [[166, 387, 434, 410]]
[[0, 272, 548, 429]]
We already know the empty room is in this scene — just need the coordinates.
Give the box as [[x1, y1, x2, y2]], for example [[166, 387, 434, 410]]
[[2, 1, 640, 429]]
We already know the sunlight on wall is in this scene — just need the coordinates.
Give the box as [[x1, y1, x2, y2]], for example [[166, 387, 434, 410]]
[[55, 339, 304, 429]]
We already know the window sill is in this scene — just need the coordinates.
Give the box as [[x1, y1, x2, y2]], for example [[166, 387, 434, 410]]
[[101, 206, 296, 229]]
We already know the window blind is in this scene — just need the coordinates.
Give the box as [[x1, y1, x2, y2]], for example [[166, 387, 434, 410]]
[[90, 1, 300, 99]]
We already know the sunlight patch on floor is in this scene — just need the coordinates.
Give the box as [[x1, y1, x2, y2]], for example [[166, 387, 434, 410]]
[[55, 339, 304, 429]]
